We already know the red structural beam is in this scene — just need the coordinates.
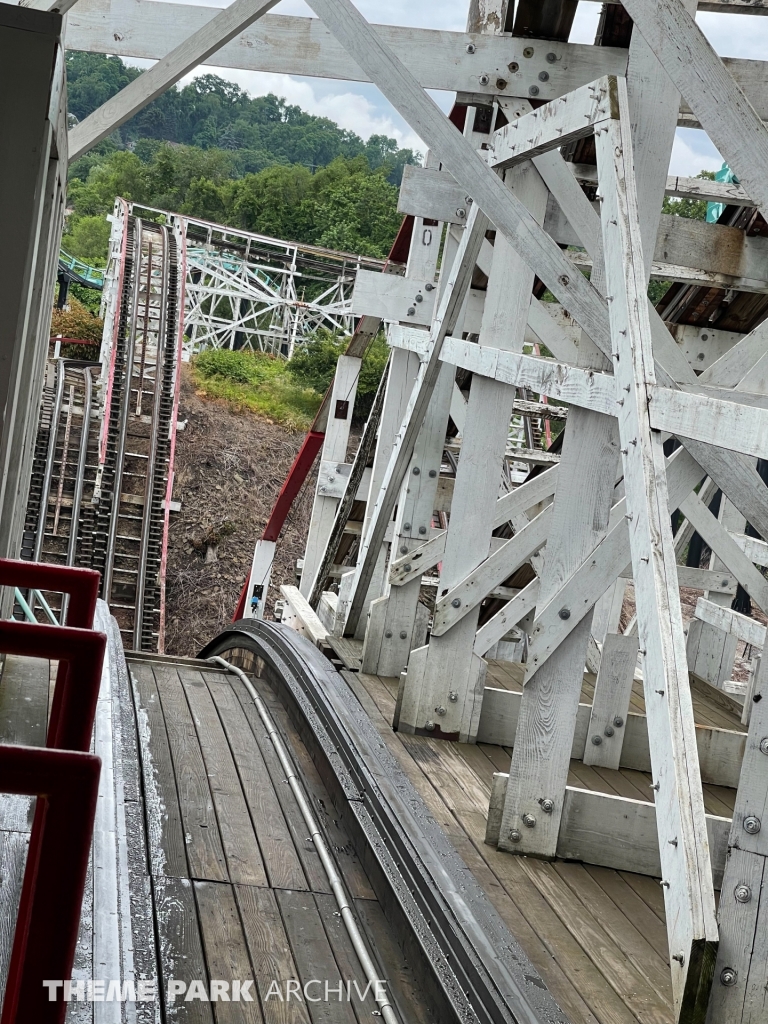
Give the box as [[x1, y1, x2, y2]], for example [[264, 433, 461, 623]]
[[0, 558, 99, 629], [0, 745, 101, 1024]]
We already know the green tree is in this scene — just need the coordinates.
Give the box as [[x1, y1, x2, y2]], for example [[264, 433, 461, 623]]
[[61, 215, 111, 263]]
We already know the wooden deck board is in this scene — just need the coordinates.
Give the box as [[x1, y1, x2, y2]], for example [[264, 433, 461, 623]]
[[276, 889, 358, 1024], [130, 660, 189, 878], [205, 672, 308, 891], [127, 659, 418, 1024], [350, 669, 689, 1024], [152, 663, 228, 882], [178, 668, 268, 887], [195, 880, 264, 1024]]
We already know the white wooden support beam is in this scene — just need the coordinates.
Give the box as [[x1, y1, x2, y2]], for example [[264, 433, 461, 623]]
[[489, 779, 730, 889], [304, 0, 612, 354], [431, 507, 550, 636], [649, 387, 768, 460], [678, 491, 768, 615], [698, 318, 768, 389], [341, 205, 489, 637], [440, 337, 618, 416], [695, 598, 766, 649], [279, 585, 328, 647], [621, 0, 768, 215], [398, 160, 549, 741], [525, 447, 706, 680], [68, 0, 280, 161], [490, 77, 618, 170], [479, 686, 747, 789], [474, 580, 540, 658], [583, 633, 640, 770], [241, 538, 276, 620], [591, 89, 717, 1015], [300, 354, 361, 598], [708, 654, 768, 1022]]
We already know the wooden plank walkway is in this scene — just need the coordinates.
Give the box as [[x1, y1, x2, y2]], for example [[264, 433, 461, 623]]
[[345, 664, 741, 1024], [128, 654, 433, 1024]]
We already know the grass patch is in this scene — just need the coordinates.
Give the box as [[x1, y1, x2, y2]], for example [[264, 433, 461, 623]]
[[191, 349, 322, 430]]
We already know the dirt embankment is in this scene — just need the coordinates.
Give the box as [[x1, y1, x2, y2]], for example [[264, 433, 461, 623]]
[[164, 366, 317, 657]]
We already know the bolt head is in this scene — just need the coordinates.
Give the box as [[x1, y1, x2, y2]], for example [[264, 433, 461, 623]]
[[672, 953, 685, 965], [508, 829, 522, 843], [428, 469, 437, 478], [385, 631, 393, 639], [448, 691, 458, 702], [399, 631, 408, 640], [507, 61, 519, 74], [613, 716, 624, 728], [720, 968, 737, 987], [436, 706, 446, 716], [407, 307, 416, 316], [425, 282, 434, 291], [479, 73, 490, 86], [528, 85, 540, 97], [400, 546, 409, 555], [419, 525, 427, 534], [522, 813, 536, 828], [403, 565, 411, 573], [604, 725, 614, 738], [404, 522, 411, 531], [559, 274, 570, 287], [744, 815, 761, 835], [541, 798, 554, 814], [558, 607, 571, 620], [523, 46, 534, 58], [735, 884, 752, 903], [456, 208, 467, 219], [760, 737, 768, 755], [538, 70, 549, 82], [412, 467, 421, 475], [466, 42, 476, 53], [414, 293, 423, 302], [496, 78, 507, 90], [591, 735, 603, 746], [451, 598, 461, 608], [546, 51, 557, 63], [425, 720, 435, 731]]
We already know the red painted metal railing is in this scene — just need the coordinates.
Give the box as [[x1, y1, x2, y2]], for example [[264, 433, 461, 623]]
[[0, 560, 105, 1024], [0, 746, 101, 1024], [0, 559, 99, 630]]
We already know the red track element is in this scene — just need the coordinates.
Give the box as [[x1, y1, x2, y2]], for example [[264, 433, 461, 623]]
[[0, 558, 99, 630], [0, 746, 101, 1024], [232, 430, 325, 619]]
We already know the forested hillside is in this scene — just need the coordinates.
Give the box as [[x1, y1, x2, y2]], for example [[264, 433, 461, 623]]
[[64, 53, 418, 262]]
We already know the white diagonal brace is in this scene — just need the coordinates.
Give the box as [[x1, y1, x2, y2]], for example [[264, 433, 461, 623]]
[[649, 386, 768, 459], [68, 0, 280, 162], [342, 205, 488, 635], [304, 0, 611, 351], [621, 0, 768, 213], [593, 87, 717, 1016], [490, 77, 619, 170]]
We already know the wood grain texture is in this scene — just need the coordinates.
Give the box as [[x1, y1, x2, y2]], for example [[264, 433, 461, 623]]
[[130, 660, 188, 878], [195, 880, 263, 1023], [153, 664, 228, 882], [155, 875, 214, 1024], [179, 669, 267, 887], [205, 676, 308, 891], [236, 883, 309, 1024]]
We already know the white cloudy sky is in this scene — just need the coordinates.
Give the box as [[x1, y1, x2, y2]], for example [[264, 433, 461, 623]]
[[145, 0, 768, 177]]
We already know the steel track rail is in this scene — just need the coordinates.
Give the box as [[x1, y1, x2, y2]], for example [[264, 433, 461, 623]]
[[199, 621, 571, 1024]]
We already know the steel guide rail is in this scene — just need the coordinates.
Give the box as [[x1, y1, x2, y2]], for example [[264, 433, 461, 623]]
[[199, 620, 571, 1024]]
